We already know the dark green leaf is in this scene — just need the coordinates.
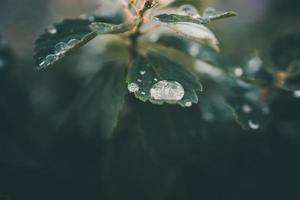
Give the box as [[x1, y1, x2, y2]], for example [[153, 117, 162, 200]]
[[127, 51, 202, 107], [76, 62, 127, 139], [34, 14, 122, 70], [224, 77, 271, 131]]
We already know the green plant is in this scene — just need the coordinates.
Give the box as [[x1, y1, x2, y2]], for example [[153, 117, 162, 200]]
[[33, 0, 300, 139]]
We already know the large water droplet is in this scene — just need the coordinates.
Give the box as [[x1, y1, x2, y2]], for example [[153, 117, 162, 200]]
[[150, 80, 185, 101], [47, 25, 57, 34], [178, 4, 199, 18], [248, 120, 260, 130], [128, 83, 139, 93]]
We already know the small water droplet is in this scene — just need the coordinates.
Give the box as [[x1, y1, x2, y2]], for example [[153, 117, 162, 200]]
[[150, 80, 185, 101], [137, 79, 142, 83], [154, 78, 158, 82], [185, 101, 192, 107], [0, 59, 5, 69], [88, 16, 95, 22], [242, 104, 252, 113], [39, 54, 58, 68], [293, 90, 300, 98], [248, 120, 260, 130], [189, 44, 199, 56], [128, 83, 139, 93], [247, 56, 262, 73], [178, 4, 199, 18], [140, 70, 146, 75], [203, 7, 216, 18], [67, 39, 80, 48], [47, 25, 57, 34], [54, 42, 68, 55], [234, 67, 243, 77], [141, 91, 146, 95]]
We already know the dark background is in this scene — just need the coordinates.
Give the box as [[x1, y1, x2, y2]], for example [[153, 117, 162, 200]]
[[1, 0, 300, 199]]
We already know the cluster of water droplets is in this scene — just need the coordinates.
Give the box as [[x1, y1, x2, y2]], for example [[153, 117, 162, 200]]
[[38, 38, 80, 69]]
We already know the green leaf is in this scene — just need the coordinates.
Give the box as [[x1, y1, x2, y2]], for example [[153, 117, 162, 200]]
[[34, 14, 122, 70], [202, 8, 237, 21], [154, 14, 209, 24], [76, 62, 127, 139], [224, 77, 271, 131], [153, 16, 219, 51], [127, 51, 203, 107]]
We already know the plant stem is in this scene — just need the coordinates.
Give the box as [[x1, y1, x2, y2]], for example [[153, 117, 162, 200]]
[[129, 0, 155, 59]]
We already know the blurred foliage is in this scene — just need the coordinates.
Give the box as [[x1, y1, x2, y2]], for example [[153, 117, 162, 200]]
[[1, 0, 300, 200]]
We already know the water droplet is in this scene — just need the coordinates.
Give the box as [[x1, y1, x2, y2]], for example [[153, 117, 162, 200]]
[[150, 80, 185, 101], [137, 79, 142, 83], [234, 67, 243, 77], [47, 25, 57, 34], [185, 101, 192, 107], [54, 42, 68, 55], [293, 90, 300, 98], [203, 7, 216, 18], [248, 120, 260, 130], [88, 16, 95, 22], [140, 70, 146, 75], [0, 59, 5, 70], [128, 83, 139, 93], [141, 92, 146, 95], [39, 54, 58, 68], [189, 44, 199, 56], [242, 104, 252, 113], [154, 78, 158, 82], [67, 39, 80, 48], [178, 4, 199, 18], [247, 56, 262, 73]]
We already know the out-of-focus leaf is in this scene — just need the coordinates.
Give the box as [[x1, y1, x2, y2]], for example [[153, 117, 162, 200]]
[[155, 34, 225, 66], [127, 51, 202, 107], [0, 35, 13, 78], [270, 35, 300, 71], [224, 77, 271, 131], [202, 8, 237, 21], [34, 14, 122, 70], [76, 62, 127, 139], [154, 14, 209, 24]]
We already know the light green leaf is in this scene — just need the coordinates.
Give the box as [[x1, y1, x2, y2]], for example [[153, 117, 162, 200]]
[[127, 51, 203, 107]]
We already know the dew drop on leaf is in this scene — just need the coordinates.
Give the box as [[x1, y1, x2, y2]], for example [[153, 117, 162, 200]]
[[54, 42, 68, 55], [128, 83, 139, 93], [47, 25, 57, 34], [139, 70, 146, 75], [242, 104, 252, 113], [178, 4, 199, 18], [154, 78, 158, 82], [248, 120, 260, 130], [234, 67, 244, 77], [137, 79, 142, 83], [185, 101, 192, 107], [150, 80, 185, 101], [247, 55, 263, 73], [67, 39, 80, 48]]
